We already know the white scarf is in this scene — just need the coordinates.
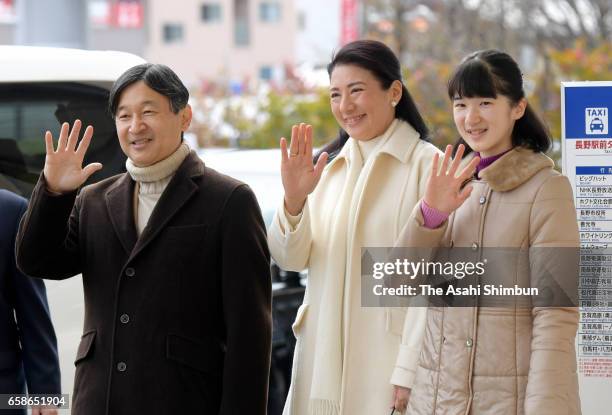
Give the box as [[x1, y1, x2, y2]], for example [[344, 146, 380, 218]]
[[308, 121, 395, 414], [308, 139, 362, 414]]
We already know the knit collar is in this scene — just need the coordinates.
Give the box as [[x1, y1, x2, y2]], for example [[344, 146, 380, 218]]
[[469, 146, 554, 192], [355, 128, 386, 162], [330, 118, 421, 170], [126, 143, 191, 183]]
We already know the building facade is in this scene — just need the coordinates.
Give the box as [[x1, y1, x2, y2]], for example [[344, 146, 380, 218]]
[[1, 0, 298, 89], [146, 0, 296, 88]]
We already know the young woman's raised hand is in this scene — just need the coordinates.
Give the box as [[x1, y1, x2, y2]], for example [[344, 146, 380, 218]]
[[280, 123, 328, 215], [423, 144, 480, 214], [43, 120, 103, 194]]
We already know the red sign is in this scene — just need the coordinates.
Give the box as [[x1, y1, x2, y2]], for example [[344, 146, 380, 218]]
[[341, 0, 358, 45], [0, 0, 16, 23], [110, 0, 143, 29]]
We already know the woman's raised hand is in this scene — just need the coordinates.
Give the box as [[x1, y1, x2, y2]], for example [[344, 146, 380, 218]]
[[280, 123, 328, 215], [423, 144, 480, 214], [43, 120, 103, 194]]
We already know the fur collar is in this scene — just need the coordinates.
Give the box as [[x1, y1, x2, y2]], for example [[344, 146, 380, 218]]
[[476, 147, 554, 192]]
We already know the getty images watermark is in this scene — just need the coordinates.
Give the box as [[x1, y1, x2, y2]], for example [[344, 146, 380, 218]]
[[361, 247, 586, 307], [370, 257, 540, 297]]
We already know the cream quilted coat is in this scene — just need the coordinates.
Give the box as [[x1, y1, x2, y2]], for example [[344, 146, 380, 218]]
[[397, 147, 581, 415]]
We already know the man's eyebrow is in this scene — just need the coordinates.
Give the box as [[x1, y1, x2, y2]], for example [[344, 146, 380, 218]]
[[117, 100, 158, 111], [330, 81, 366, 91]]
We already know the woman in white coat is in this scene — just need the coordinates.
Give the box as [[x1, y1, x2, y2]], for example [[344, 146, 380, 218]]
[[268, 40, 441, 415]]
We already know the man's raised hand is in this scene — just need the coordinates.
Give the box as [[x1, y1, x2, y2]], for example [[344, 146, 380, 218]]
[[43, 120, 102, 193]]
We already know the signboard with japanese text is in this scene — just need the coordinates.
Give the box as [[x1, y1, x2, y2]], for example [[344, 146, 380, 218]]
[[562, 81, 612, 414], [340, 0, 358, 45], [89, 0, 143, 29]]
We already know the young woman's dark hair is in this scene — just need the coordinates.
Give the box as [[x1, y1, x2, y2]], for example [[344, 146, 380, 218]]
[[315, 40, 430, 162], [108, 63, 189, 117], [448, 49, 551, 156]]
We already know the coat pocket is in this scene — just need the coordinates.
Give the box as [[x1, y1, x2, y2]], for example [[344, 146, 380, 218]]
[[166, 333, 224, 375], [74, 329, 96, 365], [291, 303, 309, 337], [386, 308, 406, 337]]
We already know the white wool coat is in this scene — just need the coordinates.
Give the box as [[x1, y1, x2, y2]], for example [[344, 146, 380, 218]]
[[268, 120, 441, 414]]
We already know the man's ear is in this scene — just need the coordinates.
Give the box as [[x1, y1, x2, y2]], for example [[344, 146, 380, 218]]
[[181, 104, 193, 131], [512, 98, 527, 120]]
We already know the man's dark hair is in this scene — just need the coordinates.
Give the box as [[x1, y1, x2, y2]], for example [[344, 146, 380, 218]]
[[108, 63, 189, 117]]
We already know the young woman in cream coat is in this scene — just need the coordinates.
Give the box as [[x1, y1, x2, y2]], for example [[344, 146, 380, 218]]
[[400, 50, 581, 414], [268, 40, 441, 415]]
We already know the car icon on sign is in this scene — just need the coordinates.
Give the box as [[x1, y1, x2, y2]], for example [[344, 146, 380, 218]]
[[590, 118, 605, 132]]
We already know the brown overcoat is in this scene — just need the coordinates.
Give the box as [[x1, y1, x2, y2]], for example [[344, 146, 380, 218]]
[[16, 151, 272, 415]]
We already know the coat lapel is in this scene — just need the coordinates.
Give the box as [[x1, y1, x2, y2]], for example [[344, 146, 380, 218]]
[[105, 173, 138, 255], [129, 152, 203, 260], [349, 120, 420, 239]]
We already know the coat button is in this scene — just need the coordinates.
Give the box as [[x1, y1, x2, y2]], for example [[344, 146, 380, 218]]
[[125, 267, 135, 277], [479, 196, 486, 204], [471, 242, 479, 251], [120, 314, 130, 324], [117, 362, 127, 372], [466, 338, 473, 348]]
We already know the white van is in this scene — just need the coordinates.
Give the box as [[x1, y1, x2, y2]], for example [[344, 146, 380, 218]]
[[0, 46, 146, 405], [0, 46, 145, 197]]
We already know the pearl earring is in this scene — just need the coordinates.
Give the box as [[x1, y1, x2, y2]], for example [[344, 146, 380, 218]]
[[391, 101, 397, 107]]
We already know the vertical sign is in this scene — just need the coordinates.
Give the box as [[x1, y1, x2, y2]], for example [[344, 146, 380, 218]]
[[562, 81, 612, 414], [340, 0, 358, 45]]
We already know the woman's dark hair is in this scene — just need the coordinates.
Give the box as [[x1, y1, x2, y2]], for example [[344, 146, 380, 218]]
[[315, 40, 430, 162], [448, 49, 551, 156], [108, 63, 189, 117]]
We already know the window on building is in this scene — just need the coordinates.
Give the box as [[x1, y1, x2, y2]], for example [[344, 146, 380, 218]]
[[163, 23, 184, 43], [259, 66, 273, 81], [259, 2, 281, 23], [201, 3, 222, 23], [234, 0, 250, 46]]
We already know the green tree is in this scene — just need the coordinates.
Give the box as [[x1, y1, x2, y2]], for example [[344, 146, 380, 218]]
[[533, 40, 612, 143], [240, 89, 338, 149]]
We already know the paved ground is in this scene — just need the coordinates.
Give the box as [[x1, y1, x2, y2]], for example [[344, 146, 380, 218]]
[[44, 276, 84, 414]]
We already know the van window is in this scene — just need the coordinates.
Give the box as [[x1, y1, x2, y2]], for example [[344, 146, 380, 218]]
[[0, 83, 126, 197]]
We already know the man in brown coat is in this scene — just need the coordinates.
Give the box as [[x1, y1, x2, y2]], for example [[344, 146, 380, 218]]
[[16, 64, 271, 415]]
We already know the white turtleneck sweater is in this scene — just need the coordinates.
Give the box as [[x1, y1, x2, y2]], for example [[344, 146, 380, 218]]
[[125, 143, 191, 236]]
